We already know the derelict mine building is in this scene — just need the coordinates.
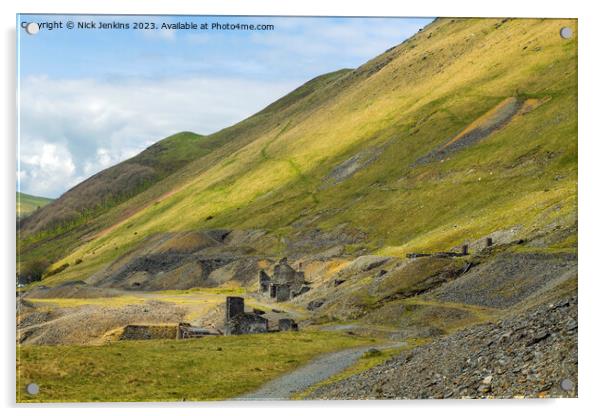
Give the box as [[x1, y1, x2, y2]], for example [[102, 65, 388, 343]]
[[224, 296, 298, 335], [258, 258, 310, 301]]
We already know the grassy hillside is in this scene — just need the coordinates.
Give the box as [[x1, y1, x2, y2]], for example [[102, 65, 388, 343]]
[[17, 69, 353, 275], [19, 18, 577, 287], [17, 192, 53, 218]]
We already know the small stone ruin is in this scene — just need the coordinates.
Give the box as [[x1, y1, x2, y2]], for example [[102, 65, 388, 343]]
[[223, 296, 298, 335], [118, 324, 178, 340], [225, 296, 245, 321], [224, 296, 268, 335], [406, 237, 496, 259], [177, 323, 215, 339], [115, 323, 218, 341], [258, 257, 310, 302], [224, 312, 269, 336]]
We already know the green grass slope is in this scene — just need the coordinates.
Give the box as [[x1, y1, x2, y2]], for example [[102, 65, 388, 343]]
[[21, 18, 577, 286], [17, 192, 53, 219]]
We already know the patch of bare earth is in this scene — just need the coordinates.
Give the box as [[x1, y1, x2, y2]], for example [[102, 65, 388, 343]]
[[17, 301, 186, 345]]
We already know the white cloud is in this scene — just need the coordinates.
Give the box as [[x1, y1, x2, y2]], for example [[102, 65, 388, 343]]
[[17, 17, 432, 198], [18, 141, 76, 196], [18, 75, 298, 197]]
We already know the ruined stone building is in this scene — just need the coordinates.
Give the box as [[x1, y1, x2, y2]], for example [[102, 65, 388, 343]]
[[224, 296, 268, 335], [258, 258, 309, 302], [177, 323, 214, 339], [114, 322, 216, 341], [223, 296, 298, 335]]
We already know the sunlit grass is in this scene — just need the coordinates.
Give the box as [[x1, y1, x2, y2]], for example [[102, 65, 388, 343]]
[[17, 331, 376, 402], [28, 296, 146, 308]]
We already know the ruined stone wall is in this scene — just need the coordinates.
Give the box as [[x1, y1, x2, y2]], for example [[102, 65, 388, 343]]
[[224, 313, 268, 335], [226, 296, 244, 321], [275, 284, 291, 302], [118, 324, 178, 340], [259, 270, 271, 293]]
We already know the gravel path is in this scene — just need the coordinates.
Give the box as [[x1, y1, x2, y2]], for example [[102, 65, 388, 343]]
[[238, 345, 386, 400]]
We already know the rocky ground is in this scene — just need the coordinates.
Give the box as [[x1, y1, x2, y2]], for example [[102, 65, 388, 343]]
[[309, 295, 577, 399], [433, 252, 577, 308]]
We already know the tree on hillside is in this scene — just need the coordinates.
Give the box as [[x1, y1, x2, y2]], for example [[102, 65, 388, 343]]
[[17, 258, 50, 285]]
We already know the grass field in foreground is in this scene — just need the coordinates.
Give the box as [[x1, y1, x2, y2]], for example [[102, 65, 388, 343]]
[[17, 331, 375, 402]]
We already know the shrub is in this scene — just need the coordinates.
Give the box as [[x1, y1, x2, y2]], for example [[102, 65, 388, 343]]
[[18, 258, 50, 284], [45, 263, 70, 277]]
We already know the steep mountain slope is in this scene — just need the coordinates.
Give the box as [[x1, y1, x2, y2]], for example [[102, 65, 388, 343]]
[[20, 17, 577, 288], [17, 68, 352, 269], [17, 192, 53, 219]]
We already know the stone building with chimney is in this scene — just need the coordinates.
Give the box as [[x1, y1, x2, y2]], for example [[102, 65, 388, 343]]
[[224, 296, 268, 335], [223, 296, 298, 335]]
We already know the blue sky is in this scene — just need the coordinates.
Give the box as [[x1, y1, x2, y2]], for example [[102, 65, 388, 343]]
[[17, 15, 433, 198]]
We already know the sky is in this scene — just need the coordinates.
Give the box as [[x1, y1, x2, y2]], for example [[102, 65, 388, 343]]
[[17, 14, 433, 198]]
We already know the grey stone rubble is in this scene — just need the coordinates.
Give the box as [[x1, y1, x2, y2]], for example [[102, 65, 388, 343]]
[[310, 295, 577, 399], [413, 97, 524, 167], [434, 252, 577, 309]]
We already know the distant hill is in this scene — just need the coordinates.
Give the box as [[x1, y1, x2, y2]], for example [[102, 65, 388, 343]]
[[18, 131, 215, 235], [17, 192, 53, 219]]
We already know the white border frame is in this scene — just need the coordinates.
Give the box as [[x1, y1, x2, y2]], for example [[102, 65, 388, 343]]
[[2, 1, 599, 415]]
